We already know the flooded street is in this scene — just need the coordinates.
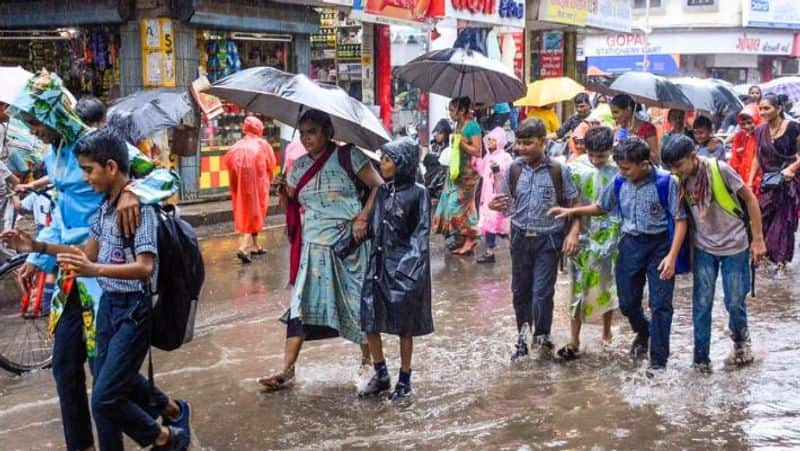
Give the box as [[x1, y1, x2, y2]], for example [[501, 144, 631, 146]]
[[2, 226, 800, 450]]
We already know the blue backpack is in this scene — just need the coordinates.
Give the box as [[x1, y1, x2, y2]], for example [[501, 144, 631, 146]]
[[613, 170, 691, 275]]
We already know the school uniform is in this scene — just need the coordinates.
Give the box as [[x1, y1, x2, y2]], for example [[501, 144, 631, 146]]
[[597, 168, 686, 368], [503, 157, 578, 343]]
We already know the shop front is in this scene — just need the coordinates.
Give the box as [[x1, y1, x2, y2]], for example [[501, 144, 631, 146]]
[[581, 29, 797, 83], [174, 0, 319, 197], [0, 0, 131, 103]]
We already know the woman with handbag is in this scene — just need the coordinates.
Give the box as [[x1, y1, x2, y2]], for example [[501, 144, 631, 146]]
[[750, 95, 800, 278], [258, 109, 383, 390]]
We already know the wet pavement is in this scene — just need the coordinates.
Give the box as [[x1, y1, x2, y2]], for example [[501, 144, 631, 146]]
[[2, 224, 800, 450]]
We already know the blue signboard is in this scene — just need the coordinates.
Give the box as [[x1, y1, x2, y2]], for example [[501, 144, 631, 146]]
[[587, 54, 680, 76]]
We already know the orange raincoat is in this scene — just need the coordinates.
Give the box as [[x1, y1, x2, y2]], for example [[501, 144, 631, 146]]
[[224, 117, 277, 233], [730, 103, 762, 192]]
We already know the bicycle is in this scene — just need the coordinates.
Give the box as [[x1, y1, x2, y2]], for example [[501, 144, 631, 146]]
[[0, 186, 56, 374]]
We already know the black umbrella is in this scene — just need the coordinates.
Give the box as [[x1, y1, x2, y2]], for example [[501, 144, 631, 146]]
[[106, 89, 194, 144], [203, 67, 389, 150], [671, 77, 743, 113], [394, 48, 526, 104], [591, 72, 694, 110]]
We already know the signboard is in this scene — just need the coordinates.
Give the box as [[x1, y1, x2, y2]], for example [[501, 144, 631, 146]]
[[445, 0, 525, 28], [141, 18, 176, 88], [582, 30, 796, 57], [742, 0, 800, 30], [587, 54, 680, 75], [364, 0, 433, 23], [190, 76, 223, 119], [538, 0, 588, 27], [587, 0, 632, 32], [540, 31, 564, 78]]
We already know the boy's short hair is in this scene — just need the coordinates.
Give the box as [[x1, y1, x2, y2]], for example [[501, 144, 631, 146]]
[[661, 134, 696, 166], [75, 127, 130, 173], [693, 115, 713, 130], [584, 127, 613, 153], [75, 96, 107, 126], [612, 137, 651, 164], [516, 117, 546, 139], [574, 92, 590, 105]]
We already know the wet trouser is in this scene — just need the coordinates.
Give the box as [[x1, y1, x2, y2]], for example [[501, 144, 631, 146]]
[[485, 232, 497, 249], [92, 291, 169, 451], [616, 232, 674, 368], [692, 247, 751, 364], [52, 288, 93, 451], [510, 227, 563, 339]]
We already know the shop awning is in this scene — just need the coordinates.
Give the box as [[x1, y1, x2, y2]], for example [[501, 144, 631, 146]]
[[175, 0, 320, 34], [0, 0, 132, 28]]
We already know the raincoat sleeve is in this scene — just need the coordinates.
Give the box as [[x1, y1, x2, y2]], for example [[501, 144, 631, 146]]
[[394, 187, 431, 282], [125, 144, 180, 204]]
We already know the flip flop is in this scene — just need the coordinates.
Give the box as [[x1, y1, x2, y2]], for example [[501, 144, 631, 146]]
[[258, 372, 294, 391], [557, 344, 580, 361], [236, 250, 252, 264]]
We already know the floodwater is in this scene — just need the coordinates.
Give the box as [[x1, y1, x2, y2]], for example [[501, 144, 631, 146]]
[[1, 225, 799, 450]]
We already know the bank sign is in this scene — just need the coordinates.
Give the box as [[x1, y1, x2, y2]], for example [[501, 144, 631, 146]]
[[582, 30, 795, 57], [445, 0, 525, 28]]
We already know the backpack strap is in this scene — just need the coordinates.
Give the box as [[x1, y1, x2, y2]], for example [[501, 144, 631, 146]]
[[654, 170, 674, 225], [509, 160, 523, 198], [612, 174, 625, 217], [708, 159, 744, 219], [337, 145, 357, 181], [548, 160, 564, 207]]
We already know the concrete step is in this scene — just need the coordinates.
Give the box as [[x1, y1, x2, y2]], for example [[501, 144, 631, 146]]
[[178, 198, 282, 227]]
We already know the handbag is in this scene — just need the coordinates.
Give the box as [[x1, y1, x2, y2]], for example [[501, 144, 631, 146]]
[[760, 170, 783, 191]]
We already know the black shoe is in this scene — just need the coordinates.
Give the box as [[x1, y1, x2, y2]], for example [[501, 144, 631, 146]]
[[476, 253, 496, 264], [388, 382, 413, 402], [630, 335, 648, 359], [236, 250, 252, 264], [692, 362, 712, 375], [510, 341, 529, 362], [645, 364, 666, 379], [152, 425, 190, 451], [358, 374, 391, 398]]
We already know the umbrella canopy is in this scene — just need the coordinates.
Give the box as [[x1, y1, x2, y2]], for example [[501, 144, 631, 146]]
[[670, 77, 743, 113], [204, 67, 389, 150], [394, 48, 526, 105], [591, 72, 694, 110], [760, 76, 800, 104], [0, 66, 33, 105], [106, 89, 194, 144], [514, 77, 585, 107]]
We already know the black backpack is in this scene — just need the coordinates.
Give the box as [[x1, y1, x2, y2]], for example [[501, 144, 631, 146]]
[[127, 205, 204, 351], [149, 204, 204, 351]]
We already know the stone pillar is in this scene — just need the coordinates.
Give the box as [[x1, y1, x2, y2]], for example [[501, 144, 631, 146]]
[[294, 33, 310, 76]]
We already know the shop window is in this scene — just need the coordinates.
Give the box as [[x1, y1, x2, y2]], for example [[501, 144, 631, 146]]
[[0, 27, 122, 102]]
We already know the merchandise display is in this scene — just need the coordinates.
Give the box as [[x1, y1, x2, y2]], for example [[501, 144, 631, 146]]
[[310, 9, 363, 100]]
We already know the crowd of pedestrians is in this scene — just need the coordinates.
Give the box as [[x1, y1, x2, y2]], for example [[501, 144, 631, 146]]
[[1, 66, 799, 451]]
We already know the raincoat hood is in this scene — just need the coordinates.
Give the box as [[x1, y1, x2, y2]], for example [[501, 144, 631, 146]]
[[243, 116, 264, 137], [483, 127, 507, 154], [737, 103, 762, 127], [9, 70, 87, 144], [380, 137, 419, 185]]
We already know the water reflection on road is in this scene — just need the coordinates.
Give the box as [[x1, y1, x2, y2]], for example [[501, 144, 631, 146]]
[[1, 227, 799, 450]]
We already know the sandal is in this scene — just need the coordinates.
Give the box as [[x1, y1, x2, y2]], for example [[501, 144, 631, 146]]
[[452, 241, 478, 256], [250, 248, 267, 256], [728, 341, 754, 367], [557, 344, 580, 361], [258, 371, 295, 391], [475, 252, 495, 264], [236, 250, 252, 264]]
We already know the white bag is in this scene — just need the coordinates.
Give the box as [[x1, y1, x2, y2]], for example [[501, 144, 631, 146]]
[[438, 146, 452, 167]]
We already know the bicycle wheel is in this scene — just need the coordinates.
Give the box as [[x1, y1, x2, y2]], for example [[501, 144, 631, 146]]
[[0, 254, 53, 374]]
